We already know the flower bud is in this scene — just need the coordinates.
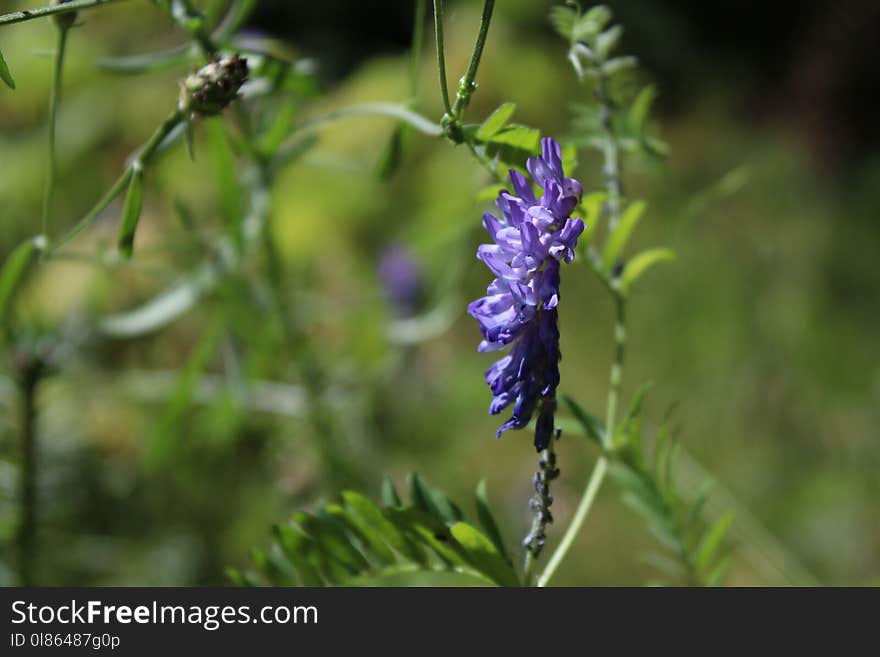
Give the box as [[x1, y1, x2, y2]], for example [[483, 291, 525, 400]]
[[51, 0, 77, 30], [179, 54, 249, 116]]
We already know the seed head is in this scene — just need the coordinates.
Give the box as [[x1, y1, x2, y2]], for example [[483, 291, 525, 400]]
[[179, 54, 249, 116]]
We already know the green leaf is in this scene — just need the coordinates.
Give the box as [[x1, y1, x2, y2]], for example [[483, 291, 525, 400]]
[[381, 476, 402, 508], [602, 56, 637, 76], [476, 183, 506, 203], [620, 247, 676, 291], [257, 102, 297, 158], [476, 102, 517, 141], [449, 522, 519, 587], [273, 523, 325, 586], [328, 501, 396, 566], [487, 124, 540, 152], [474, 480, 510, 563], [207, 119, 243, 244], [705, 554, 731, 587], [0, 48, 15, 89], [183, 115, 196, 161], [296, 511, 370, 574], [603, 200, 646, 270], [387, 508, 469, 568], [342, 490, 423, 564], [117, 168, 145, 259], [376, 124, 405, 181], [629, 85, 656, 136], [407, 472, 444, 518], [695, 512, 734, 573], [0, 238, 40, 332], [562, 395, 606, 446], [97, 45, 191, 75], [595, 25, 623, 61]]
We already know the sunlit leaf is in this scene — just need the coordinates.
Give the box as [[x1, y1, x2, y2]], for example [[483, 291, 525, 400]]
[[476, 102, 516, 141], [695, 512, 734, 573], [117, 167, 145, 259], [449, 522, 519, 587], [603, 200, 646, 270], [620, 247, 676, 291], [0, 48, 15, 89], [474, 480, 511, 563], [0, 237, 40, 332]]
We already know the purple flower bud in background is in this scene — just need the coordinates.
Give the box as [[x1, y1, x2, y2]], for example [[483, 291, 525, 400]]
[[468, 138, 585, 451], [379, 244, 424, 318]]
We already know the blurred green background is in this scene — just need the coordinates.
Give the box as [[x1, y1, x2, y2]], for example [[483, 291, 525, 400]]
[[1, 0, 878, 586]]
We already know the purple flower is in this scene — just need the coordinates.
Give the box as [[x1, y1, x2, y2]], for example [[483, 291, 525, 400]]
[[379, 244, 424, 317], [468, 138, 585, 451]]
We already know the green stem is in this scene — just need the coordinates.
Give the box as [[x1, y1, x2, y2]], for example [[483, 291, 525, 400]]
[[594, 64, 623, 231], [0, 0, 125, 27], [537, 296, 626, 587], [41, 25, 70, 242], [432, 0, 452, 114], [170, 0, 217, 58], [51, 108, 184, 253], [17, 364, 42, 586], [449, 0, 494, 120], [409, 0, 427, 102]]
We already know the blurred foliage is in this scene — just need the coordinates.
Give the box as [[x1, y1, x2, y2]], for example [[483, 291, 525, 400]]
[[0, 0, 878, 586]]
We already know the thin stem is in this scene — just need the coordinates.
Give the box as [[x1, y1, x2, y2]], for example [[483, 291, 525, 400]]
[[594, 67, 623, 231], [432, 0, 452, 114], [449, 0, 494, 120], [51, 108, 184, 253], [170, 0, 217, 58], [537, 456, 607, 587], [537, 296, 626, 587], [0, 0, 125, 27], [17, 365, 42, 586], [41, 25, 70, 241]]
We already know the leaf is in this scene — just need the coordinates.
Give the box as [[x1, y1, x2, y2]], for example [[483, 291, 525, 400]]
[[376, 124, 405, 181], [207, 119, 243, 244], [620, 247, 676, 291], [603, 200, 646, 270], [0, 48, 15, 89], [342, 490, 424, 564], [273, 523, 325, 586], [117, 167, 145, 259], [387, 508, 469, 568], [329, 501, 396, 566], [476, 102, 516, 141], [629, 85, 656, 136], [257, 102, 297, 158], [381, 476, 402, 508], [487, 124, 540, 152], [97, 45, 191, 75], [595, 25, 623, 61], [474, 480, 510, 563], [602, 56, 637, 76], [550, 5, 613, 44], [183, 115, 196, 161], [705, 554, 731, 587], [0, 237, 40, 331], [449, 522, 519, 587], [407, 472, 444, 518], [562, 395, 606, 446], [296, 512, 370, 574], [695, 512, 734, 573]]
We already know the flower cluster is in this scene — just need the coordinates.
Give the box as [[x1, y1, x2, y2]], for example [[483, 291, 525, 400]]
[[468, 138, 585, 451]]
